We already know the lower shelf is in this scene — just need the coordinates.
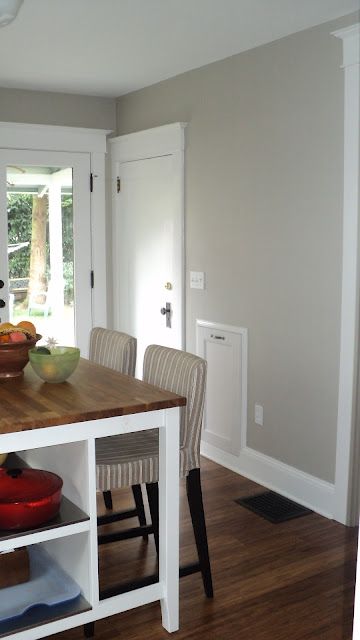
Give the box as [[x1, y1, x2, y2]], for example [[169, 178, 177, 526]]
[[0, 595, 91, 638], [0, 545, 91, 638]]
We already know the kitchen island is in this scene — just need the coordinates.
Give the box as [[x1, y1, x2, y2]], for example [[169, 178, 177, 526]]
[[0, 359, 185, 639]]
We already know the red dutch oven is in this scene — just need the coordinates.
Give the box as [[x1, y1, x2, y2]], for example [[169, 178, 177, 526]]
[[0, 468, 63, 530]]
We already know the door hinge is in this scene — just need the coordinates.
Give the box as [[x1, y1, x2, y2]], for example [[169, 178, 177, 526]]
[[90, 270, 94, 288], [117, 177, 121, 193], [90, 173, 94, 192]]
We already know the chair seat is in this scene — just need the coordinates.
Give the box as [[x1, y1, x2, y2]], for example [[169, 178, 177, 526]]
[[96, 428, 196, 490], [96, 429, 159, 490]]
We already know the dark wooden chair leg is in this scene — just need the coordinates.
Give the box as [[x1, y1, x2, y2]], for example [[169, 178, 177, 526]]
[[146, 482, 159, 553], [132, 484, 148, 541], [186, 468, 214, 598], [84, 621, 95, 637], [102, 490, 113, 510]]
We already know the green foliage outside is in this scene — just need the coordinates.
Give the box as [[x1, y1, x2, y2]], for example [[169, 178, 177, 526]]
[[7, 194, 32, 278], [7, 193, 74, 304]]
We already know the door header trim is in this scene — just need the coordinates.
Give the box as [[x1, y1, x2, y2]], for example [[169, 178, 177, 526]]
[[0, 122, 112, 153], [110, 122, 187, 163]]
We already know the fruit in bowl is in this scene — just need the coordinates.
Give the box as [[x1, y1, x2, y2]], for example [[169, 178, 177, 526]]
[[0, 321, 41, 378], [29, 346, 80, 383], [0, 453, 8, 465]]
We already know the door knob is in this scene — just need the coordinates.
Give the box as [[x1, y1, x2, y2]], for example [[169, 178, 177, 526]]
[[0, 300, 5, 308], [160, 302, 171, 328]]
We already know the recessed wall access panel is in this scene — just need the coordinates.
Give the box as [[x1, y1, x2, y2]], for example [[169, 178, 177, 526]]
[[196, 321, 247, 455]]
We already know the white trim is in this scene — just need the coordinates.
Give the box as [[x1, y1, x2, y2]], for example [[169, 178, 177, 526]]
[[332, 24, 360, 67], [109, 122, 186, 163], [201, 441, 335, 519], [196, 319, 248, 450], [332, 24, 360, 525], [0, 122, 111, 153], [90, 151, 107, 328], [353, 526, 360, 640], [196, 319, 247, 336]]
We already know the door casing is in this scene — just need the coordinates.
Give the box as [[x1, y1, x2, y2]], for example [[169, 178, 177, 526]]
[[0, 122, 110, 356], [110, 123, 186, 374]]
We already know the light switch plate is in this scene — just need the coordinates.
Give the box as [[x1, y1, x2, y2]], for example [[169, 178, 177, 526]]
[[190, 271, 205, 289], [255, 404, 263, 426]]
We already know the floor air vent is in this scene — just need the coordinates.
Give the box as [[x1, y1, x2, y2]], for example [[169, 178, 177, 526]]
[[235, 491, 312, 523]]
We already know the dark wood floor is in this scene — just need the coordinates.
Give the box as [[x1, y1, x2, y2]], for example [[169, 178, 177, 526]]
[[54, 457, 358, 640]]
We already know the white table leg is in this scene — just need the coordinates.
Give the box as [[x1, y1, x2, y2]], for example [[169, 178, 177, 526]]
[[159, 406, 180, 632]]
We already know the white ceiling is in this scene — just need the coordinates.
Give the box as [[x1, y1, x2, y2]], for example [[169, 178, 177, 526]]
[[0, 0, 358, 98]]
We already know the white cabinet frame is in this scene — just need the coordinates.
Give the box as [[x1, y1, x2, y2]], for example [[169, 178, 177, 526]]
[[0, 406, 180, 639]]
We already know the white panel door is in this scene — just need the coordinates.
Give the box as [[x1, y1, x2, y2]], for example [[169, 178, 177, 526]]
[[113, 153, 184, 376], [0, 149, 92, 355]]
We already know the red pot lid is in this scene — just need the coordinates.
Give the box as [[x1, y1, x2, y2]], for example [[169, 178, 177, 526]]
[[0, 468, 63, 503]]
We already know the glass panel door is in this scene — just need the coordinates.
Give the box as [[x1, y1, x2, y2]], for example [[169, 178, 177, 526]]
[[0, 150, 92, 355]]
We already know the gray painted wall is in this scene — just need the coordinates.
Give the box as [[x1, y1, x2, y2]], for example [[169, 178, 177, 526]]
[[115, 13, 359, 484], [0, 87, 116, 130]]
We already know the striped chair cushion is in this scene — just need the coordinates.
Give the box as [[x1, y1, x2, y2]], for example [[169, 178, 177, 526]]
[[97, 430, 159, 489], [96, 345, 207, 490], [89, 327, 136, 376]]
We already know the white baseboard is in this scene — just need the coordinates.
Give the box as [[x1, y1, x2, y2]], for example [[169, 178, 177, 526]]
[[201, 441, 335, 520]]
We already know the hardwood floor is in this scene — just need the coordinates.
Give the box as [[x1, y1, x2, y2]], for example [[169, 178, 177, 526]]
[[54, 457, 358, 640]]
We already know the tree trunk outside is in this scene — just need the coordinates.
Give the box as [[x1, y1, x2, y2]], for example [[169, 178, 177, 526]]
[[28, 195, 47, 301]]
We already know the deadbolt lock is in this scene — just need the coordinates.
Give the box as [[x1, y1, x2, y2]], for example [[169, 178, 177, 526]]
[[164, 282, 172, 290]]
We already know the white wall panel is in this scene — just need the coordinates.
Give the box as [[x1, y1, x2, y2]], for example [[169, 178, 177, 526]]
[[196, 320, 247, 455]]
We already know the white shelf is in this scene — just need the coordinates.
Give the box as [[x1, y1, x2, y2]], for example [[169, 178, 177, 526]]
[[0, 455, 90, 552]]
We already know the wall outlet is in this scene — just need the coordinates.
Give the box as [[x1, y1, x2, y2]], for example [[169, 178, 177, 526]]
[[255, 404, 263, 426]]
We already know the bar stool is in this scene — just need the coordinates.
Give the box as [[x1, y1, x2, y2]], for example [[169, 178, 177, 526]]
[[96, 345, 213, 597]]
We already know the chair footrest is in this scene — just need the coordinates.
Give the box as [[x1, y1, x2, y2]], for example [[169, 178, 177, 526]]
[[179, 562, 201, 577], [98, 525, 154, 545], [99, 563, 202, 599], [97, 508, 139, 526]]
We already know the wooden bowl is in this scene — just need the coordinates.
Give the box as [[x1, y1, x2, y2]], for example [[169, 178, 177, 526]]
[[0, 334, 41, 378]]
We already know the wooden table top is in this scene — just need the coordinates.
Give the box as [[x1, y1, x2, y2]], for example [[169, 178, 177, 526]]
[[0, 358, 186, 434]]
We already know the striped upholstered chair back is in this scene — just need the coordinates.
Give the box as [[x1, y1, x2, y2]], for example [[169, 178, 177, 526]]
[[143, 345, 207, 477], [89, 327, 136, 376]]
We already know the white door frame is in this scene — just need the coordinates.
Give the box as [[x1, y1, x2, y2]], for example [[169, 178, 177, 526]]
[[109, 122, 186, 350], [0, 122, 111, 354], [331, 24, 360, 525]]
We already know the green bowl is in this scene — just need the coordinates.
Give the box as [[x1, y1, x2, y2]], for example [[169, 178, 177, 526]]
[[29, 346, 80, 383]]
